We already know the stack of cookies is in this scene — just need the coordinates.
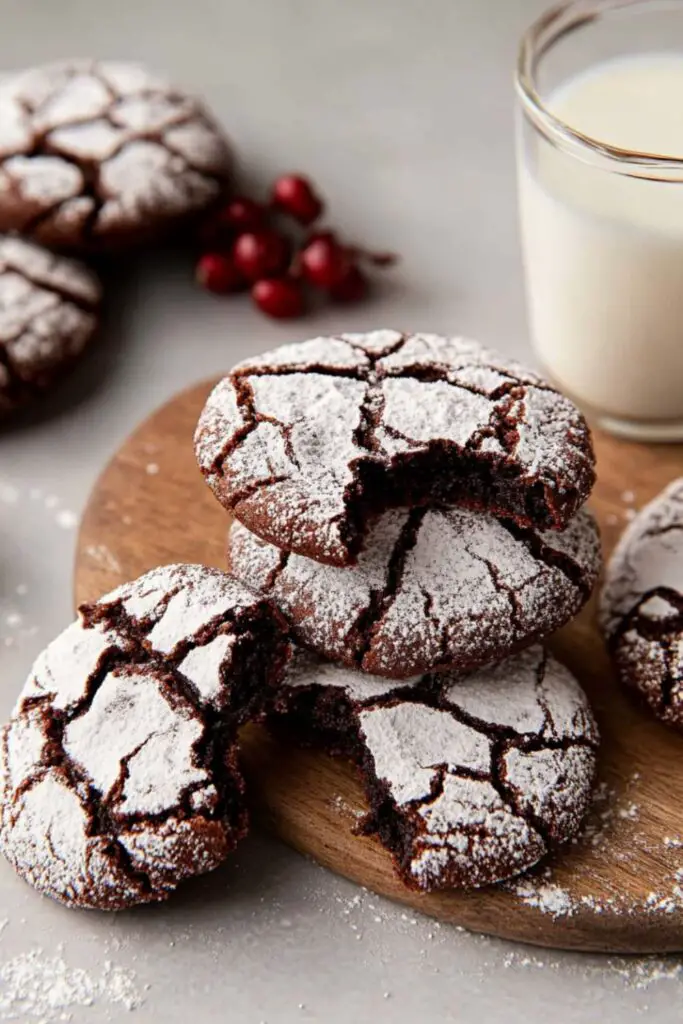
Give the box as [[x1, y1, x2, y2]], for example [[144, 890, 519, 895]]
[[0, 329, 602, 910], [195, 329, 603, 892]]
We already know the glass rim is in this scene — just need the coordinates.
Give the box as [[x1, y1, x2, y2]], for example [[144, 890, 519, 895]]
[[516, 0, 683, 179]]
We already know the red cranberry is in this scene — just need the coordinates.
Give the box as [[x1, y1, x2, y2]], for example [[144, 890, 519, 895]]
[[233, 230, 291, 281], [271, 174, 323, 225], [196, 252, 246, 294], [330, 264, 368, 303], [300, 235, 350, 289], [252, 277, 306, 319], [219, 196, 267, 233]]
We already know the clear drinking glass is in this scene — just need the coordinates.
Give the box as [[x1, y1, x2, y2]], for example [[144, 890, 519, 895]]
[[516, 0, 683, 441]]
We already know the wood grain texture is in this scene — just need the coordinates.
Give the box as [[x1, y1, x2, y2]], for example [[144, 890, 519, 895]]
[[75, 379, 683, 953]]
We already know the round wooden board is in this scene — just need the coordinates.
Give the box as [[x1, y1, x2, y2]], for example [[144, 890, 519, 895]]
[[75, 380, 683, 954]]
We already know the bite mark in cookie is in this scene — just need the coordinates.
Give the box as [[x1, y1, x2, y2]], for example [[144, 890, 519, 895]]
[[0, 235, 101, 418], [196, 331, 596, 566], [0, 60, 232, 249], [0, 564, 290, 909], [600, 478, 683, 730], [228, 505, 601, 678], [277, 647, 599, 890]]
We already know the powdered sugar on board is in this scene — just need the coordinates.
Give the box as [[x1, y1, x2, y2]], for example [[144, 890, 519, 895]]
[[500, 768, 683, 921]]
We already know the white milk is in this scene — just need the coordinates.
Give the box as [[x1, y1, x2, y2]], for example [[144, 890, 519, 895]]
[[519, 54, 683, 434]]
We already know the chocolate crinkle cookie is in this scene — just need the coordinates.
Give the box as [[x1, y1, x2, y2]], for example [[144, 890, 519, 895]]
[[278, 647, 599, 890], [0, 60, 232, 250], [0, 235, 101, 419], [0, 564, 290, 910], [600, 478, 683, 730], [228, 505, 601, 678], [196, 331, 596, 567]]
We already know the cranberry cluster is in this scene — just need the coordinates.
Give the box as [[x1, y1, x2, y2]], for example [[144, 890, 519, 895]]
[[196, 174, 395, 319]]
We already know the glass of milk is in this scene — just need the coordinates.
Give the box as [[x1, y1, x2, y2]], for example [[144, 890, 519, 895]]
[[517, 0, 683, 441]]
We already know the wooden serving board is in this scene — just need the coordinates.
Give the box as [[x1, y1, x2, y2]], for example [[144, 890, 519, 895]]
[[75, 380, 683, 954]]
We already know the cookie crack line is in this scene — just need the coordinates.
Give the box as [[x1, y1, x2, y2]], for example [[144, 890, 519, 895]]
[[347, 507, 427, 669], [263, 548, 290, 592], [29, 709, 157, 899], [427, 687, 598, 752], [13, 146, 105, 244], [0, 256, 100, 314], [488, 738, 554, 850], [532, 647, 558, 738], [498, 517, 592, 597], [82, 595, 259, 721]]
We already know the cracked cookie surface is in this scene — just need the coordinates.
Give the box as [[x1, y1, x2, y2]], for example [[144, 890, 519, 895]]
[[0, 60, 232, 249], [0, 235, 101, 418], [228, 504, 601, 678], [0, 563, 290, 909], [278, 647, 599, 890], [600, 479, 683, 730], [196, 330, 596, 567]]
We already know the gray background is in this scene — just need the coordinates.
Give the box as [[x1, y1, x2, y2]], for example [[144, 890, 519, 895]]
[[0, 0, 680, 1020]]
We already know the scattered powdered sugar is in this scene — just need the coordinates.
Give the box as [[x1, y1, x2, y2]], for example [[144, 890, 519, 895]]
[[331, 793, 365, 820], [0, 948, 143, 1020], [55, 509, 77, 529], [508, 878, 576, 918], [85, 543, 122, 573], [146, 462, 159, 475], [498, 769, 683, 923], [606, 957, 683, 990]]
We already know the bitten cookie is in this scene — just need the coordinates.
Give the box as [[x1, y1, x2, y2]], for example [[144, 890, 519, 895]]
[[0, 564, 290, 910], [0, 60, 232, 249], [227, 506, 601, 678], [600, 479, 683, 730], [0, 235, 101, 418], [196, 331, 596, 567], [278, 647, 599, 891]]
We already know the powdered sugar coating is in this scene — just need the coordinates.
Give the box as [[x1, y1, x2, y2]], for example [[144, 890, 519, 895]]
[[0, 235, 101, 418], [282, 645, 598, 890], [0, 563, 290, 909], [0, 60, 232, 249], [600, 479, 683, 729], [196, 331, 596, 566], [228, 504, 601, 678]]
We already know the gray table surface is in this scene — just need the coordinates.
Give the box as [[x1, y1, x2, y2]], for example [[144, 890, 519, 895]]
[[0, 0, 680, 1020]]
